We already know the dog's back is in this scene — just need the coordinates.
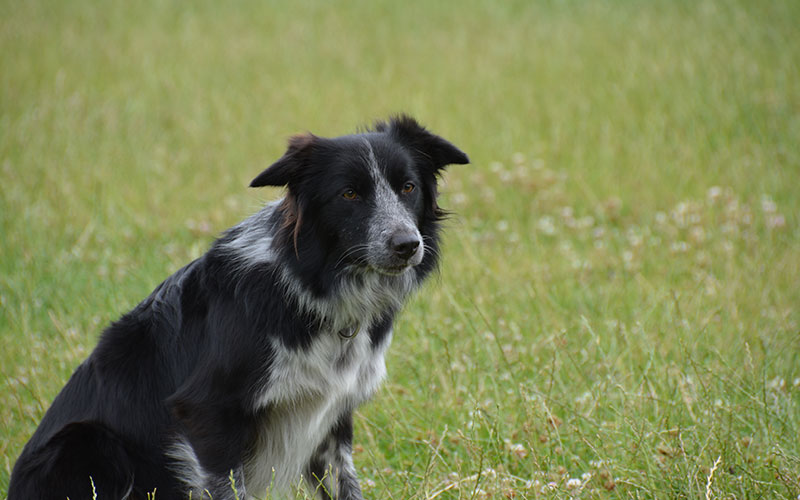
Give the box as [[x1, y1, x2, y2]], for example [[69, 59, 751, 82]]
[[10, 262, 204, 498]]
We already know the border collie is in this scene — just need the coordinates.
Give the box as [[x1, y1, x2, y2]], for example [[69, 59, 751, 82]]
[[9, 115, 468, 500]]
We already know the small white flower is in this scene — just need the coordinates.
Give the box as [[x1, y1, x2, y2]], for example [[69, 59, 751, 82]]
[[670, 241, 689, 253], [768, 377, 786, 391], [761, 196, 777, 213], [508, 442, 527, 458], [577, 215, 595, 229], [689, 226, 705, 243], [451, 192, 468, 205], [525, 479, 541, 489], [489, 161, 504, 173], [766, 214, 786, 229], [537, 216, 556, 235], [627, 231, 643, 247]]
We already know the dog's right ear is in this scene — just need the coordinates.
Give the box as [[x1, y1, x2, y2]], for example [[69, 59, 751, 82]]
[[250, 133, 316, 188]]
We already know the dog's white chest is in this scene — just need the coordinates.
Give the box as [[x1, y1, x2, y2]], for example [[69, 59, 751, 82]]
[[244, 328, 391, 496]]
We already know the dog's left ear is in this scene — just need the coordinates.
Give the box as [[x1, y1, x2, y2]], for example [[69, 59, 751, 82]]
[[250, 133, 316, 188], [379, 115, 469, 171]]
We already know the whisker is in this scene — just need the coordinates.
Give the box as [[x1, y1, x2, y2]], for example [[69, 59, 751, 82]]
[[420, 235, 442, 260], [335, 243, 371, 268]]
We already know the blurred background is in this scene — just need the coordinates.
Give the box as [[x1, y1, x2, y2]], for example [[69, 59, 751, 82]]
[[2, 0, 798, 497]]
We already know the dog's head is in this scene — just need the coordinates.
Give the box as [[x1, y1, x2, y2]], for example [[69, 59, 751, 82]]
[[250, 115, 468, 293]]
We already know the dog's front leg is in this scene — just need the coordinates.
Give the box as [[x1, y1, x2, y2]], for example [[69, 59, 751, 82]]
[[202, 465, 247, 500], [307, 413, 363, 500], [168, 359, 252, 500]]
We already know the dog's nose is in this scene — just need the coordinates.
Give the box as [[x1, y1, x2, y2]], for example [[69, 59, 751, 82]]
[[390, 233, 421, 261]]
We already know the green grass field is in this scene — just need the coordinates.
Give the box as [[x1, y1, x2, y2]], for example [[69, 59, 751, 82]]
[[2, 0, 799, 498]]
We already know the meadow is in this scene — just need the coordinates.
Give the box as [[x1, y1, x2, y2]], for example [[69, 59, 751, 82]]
[[1, 0, 798, 497]]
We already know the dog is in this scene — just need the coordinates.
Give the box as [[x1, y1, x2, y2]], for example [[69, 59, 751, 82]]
[[8, 115, 468, 500]]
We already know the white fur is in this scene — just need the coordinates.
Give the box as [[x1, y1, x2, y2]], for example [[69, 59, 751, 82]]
[[361, 138, 424, 272], [279, 265, 417, 335], [245, 326, 392, 497], [217, 200, 281, 269], [167, 437, 214, 499]]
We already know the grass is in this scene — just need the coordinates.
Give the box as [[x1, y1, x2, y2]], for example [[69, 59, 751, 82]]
[[1, 0, 799, 497]]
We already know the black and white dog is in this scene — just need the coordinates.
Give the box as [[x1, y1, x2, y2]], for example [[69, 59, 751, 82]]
[[9, 116, 468, 500]]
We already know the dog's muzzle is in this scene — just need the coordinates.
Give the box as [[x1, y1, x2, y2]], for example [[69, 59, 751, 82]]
[[368, 229, 424, 275]]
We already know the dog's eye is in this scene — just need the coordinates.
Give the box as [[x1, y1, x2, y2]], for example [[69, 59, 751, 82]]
[[401, 182, 415, 194], [342, 189, 358, 200]]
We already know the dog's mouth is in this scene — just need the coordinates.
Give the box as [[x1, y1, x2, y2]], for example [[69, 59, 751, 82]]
[[343, 259, 413, 276], [374, 264, 412, 276]]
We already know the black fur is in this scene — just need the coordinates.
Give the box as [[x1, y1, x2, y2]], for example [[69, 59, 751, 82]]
[[9, 115, 467, 500]]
